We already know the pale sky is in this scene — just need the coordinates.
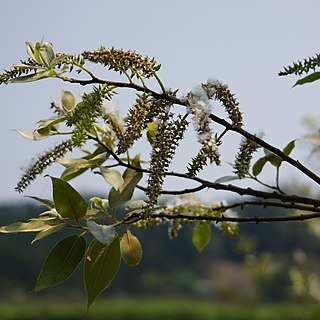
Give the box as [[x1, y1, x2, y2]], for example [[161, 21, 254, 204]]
[[1, 0, 320, 204]]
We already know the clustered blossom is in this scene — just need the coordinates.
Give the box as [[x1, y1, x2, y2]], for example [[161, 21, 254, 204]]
[[146, 104, 189, 207], [102, 100, 125, 143], [82, 47, 160, 78], [202, 79, 243, 126], [234, 137, 259, 178], [186, 87, 221, 175], [117, 93, 154, 154], [15, 139, 73, 193]]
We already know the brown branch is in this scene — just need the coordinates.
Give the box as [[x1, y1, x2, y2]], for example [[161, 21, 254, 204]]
[[136, 184, 207, 195], [91, 136, 320, 208], [145, 211, 320, 224], [208, 113, 320, 186]]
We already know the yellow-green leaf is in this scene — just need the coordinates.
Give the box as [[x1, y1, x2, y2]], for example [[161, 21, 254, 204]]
[[192, 222, 211, 253]]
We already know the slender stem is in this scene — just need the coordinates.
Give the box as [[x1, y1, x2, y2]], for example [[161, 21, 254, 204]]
[[154, 73, 166, 93]]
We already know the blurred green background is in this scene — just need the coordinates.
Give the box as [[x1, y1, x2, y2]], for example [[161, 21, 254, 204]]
[[1, 199, 320, 319]]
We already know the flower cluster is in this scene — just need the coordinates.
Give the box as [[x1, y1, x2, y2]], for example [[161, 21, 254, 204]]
[[186, 87, 220, 175], [117, 93, 154, 154], [82, 47, 161, 79], [0, 58, 41, 84], [146, 104, 189, 207], [66, 84, 115, 146], [234, 138, 259, 178], [15, 139, 73, 193], [102, 100, 125, 144], [279, 53, 320, 76], [202, 79, 243, 126]]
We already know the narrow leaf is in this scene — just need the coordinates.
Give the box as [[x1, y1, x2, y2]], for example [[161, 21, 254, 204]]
[[25, 196, 54, 208], [84, 237, 121, 308], [31, 223, 66, 244], [60, 162, 91, 181], [9, 70, 55, 83], [293, 72, 320, 86], [214, 175, 239, 183], [252, 156, 268, 176], [192, 222, 211, 253], [0, 219, 51, 233], [16, 129, 48, 140], [33, 235, 86, 292], [282, 139, 296, 156], [51, 177, 88, 220], [86, 221, 116, 245]]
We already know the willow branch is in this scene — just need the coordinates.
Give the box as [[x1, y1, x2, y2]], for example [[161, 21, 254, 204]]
[[136, 184, 207, 195], [208, 113, 320, 186], [91, 136, 320, 208], [145, 211, 320, 224]]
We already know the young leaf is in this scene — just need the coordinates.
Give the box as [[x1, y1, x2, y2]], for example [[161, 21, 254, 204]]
[[9, 70, 56, 83], [84, 237, 121, 308], [265, 153, 282, 168], [31, 223, 66, 244], [192, 222, 211, 253], [0, 219, 51, 233], [39, 42, 55, 68], [60, 162, 91, 181], [283, 139, 296, 156], [100, 167, 124, 190], [120, 230, 143, 266], [214, 175, 239, 183], [16, 129, 49, 140], [86, 221, 116, 245], [33, 235, 86, 292], [252, 156, 268, 176], [293, 71, 320, 87], [51, 177, 88, 221], [108, 155, 143, 208], [25, 196, 54, 208]]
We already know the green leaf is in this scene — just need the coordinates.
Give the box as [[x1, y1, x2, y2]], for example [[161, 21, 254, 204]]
[[9, 70, 56, 83], [16, 129, 49, 140], [31, 223, 66, 244], [26, 41, 41, 64], [252, 156, 268, 176], [25, 196, 54, 208], [283, 139, 296, 156], [293, 72, 320, 86], [108, 154, 143, 208], [33, 235, 86, 292], [266, 153, 282, 168], [86, 221, 116, 245], [0, 219, 52, 233], [51, 177, 88, 221], [192, 222, 211, 253], [84, 237, 121, 309], [60, 162, 91, 181], [36, 117, 65, 135], [100, 167, 124, 190], [120, 230, 143, 266], [56, 157, 88, 168], [39, 42, 55, 68], [214, 175, 239, 183]]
